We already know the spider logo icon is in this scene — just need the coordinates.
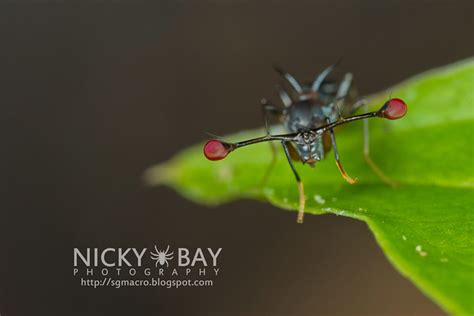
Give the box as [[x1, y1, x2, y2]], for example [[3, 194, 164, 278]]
[[150, 245, 174, 267]]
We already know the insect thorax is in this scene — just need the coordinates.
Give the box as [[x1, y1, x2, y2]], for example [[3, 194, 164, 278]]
[[282, 99, 337, 165], [283, 99, 337, 132]]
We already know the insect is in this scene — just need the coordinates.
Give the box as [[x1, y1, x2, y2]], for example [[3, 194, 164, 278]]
[[203, 63, 407, 223], [150, 245, 174, 267]]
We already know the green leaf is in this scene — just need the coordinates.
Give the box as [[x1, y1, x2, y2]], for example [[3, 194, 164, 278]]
[[146, 59, 474, 315]]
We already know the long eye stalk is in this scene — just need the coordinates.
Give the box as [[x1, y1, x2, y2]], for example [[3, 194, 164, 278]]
[[315, 98, 407, 133], [203, 98, 407, 161]]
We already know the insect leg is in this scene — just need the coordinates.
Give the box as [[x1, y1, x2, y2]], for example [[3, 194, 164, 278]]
[[350, 98, 368, 113], [273, 65, 303, 93], [260, 98, 282, 135], [275, 84, 292, 107], [282, 140, 305, 224], [361, 100, 398, 187], [332, 73, 353, 118], [312, 64, 336, 92], [258, 99, 282, 187], [336, 73, 353, 99], [312, 59, 343, 92], [327, 119, 357, 184]]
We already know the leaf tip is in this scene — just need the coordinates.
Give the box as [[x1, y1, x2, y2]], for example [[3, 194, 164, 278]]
[[143, 163, 171, 187]]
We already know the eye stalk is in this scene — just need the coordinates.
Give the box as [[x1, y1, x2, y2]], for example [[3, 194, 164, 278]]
[[203, 139, 233, 161], [203, 98, 408, 160], [377, 98, 407, 120]]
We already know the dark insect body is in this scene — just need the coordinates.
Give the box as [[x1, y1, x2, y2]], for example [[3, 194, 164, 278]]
[[204, 64, 407, 223]]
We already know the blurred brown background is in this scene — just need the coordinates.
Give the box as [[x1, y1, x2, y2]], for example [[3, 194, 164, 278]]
[[0, 1, 473, 315]]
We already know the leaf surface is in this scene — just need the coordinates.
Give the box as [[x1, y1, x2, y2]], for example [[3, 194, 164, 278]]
[[146, 59, 474, 315]]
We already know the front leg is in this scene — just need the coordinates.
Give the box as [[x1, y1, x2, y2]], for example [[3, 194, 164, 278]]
[[282, 141, 305, 224], [326, 118, 357, 184]]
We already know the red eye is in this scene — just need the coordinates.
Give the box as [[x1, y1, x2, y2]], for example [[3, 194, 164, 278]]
[[378, 98, 407, 120], [203, 139, 231, 161]]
